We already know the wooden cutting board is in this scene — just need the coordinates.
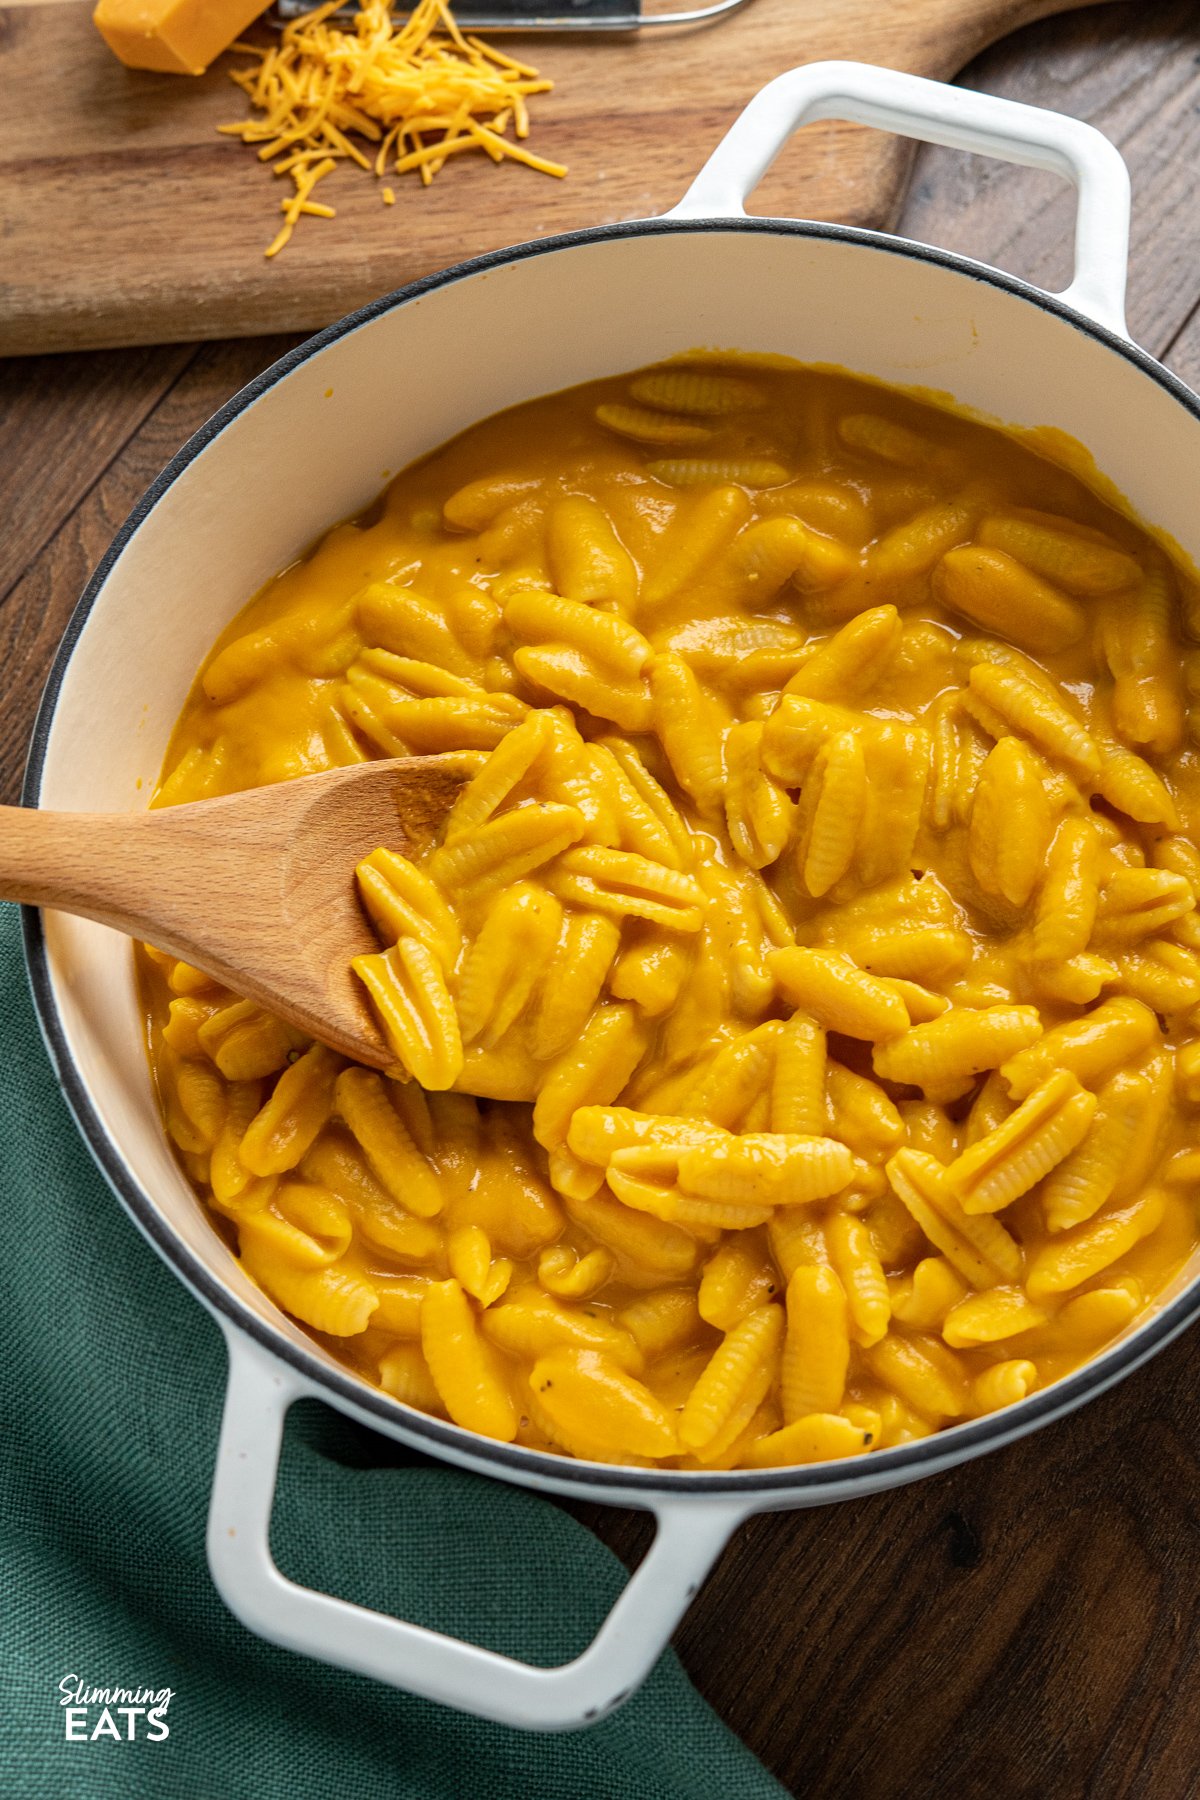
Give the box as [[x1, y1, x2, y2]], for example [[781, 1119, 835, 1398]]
[[0, 0, 1115, 356]]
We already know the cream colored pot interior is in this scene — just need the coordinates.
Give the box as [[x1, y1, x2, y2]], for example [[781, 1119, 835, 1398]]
[[36, 225, 1200, 1389]]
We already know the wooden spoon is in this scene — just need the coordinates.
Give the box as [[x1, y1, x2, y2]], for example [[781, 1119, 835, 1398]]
[[4, 756, 472, 1070]]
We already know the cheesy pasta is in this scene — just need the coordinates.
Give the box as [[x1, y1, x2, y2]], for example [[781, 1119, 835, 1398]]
[[142, 357, 1200, 1469]]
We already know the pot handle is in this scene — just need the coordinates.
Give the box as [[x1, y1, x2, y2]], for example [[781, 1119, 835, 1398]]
[[206, 1327, 748, 1731], [670, 59, 1131, 339]]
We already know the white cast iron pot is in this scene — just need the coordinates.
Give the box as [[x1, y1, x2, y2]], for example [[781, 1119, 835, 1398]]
[[25, 61, 1200, 1732]]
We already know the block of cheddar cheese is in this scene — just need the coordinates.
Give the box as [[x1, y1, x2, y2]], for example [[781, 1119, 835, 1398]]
[[93, 0, 268, 76]]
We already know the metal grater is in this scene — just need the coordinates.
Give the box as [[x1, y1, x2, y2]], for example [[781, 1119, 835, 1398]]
[[275, 0, 755, 31]]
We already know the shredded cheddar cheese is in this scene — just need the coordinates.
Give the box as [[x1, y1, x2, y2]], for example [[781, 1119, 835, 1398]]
[[220, 0, 565, 258]]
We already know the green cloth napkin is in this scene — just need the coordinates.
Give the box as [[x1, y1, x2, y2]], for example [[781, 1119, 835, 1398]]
[[0, 902, 786, 1800]]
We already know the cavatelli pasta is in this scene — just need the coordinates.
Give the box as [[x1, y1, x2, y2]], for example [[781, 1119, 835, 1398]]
[[356, 846, 464, 966], [674, 1132, 855, 1205], [967, 737, 1054, 908], [648, 654, 729, 814], [454, 883, 563, 1049], [1101, 558, 1186, 755], [743, 1412, 873, 1467], [1094, 743, 1179, 829], [565, 1105, 725, 1165], [678, 1304, 785, 1459], [972, 1359, 1038, 1411], [760, 479, 873, 543], [530, 1348, 679, 1459], [168, 1054, 228, 1154], [933, 546, 1085, 652], [606, 1157, 772, 1231], [352, 938, 463, 1088], [770, 1012, 827, 1137], [545, 1145, 605, 1202], [1001, 999, 1159, 1099], [826, 1213, 890, 1346], [699, 1238, 780, 1332], [758, 693, 864, 785], [1041, 1070, 1152, 1232], [529, 910, 622, 1060], [443, 472, 542, 533], [943, 1070, 1097, 1214], [781, 1263, 849, 1418], [783, 604, 901, 702], [596, 402, 714, 448], [600, 736, 694, 864], [723, 721, 795, 869], [873, 1006, 1043, 1104], [145, 353, 1200, 1473], [728, 516, 856, 597], [447, 1224, 512, 1307], [506, 586, 651, 681], [1031, 818, 1100, 963], [854, 722, 930, 888], [197, 999, 301, 1082], [359, 586, 485, 676], [1093, 866, 1195, 946], [630, 367, 766, 417], [620, 1287, 703, 1359], [647, 458, 791, 489], [839, 411, 938, 468], [835, 920, 970, 986], [299, 1133, 438, 1261], [483, 1288, 643, 1371], [681, 1029, 780, 1132], [209, 1081, 271, 1211], [588, 743, 681, 869], [608, 937, 692, 1017], [898, 1102, 960, 1166], [927, 695, 969, 832], [975, 509, 1140, 595], [240, 1239, 378, 1337], [886, 1149, 1022, 1288], [421, 1278, 518, 1440], [644, 486, 753, 609], [514, 643, 652, 732], [1026, 1189, 1167, 1301], [942, 1287, 1047, 1348], [1117, 942, 1200, 1015], [768, 948, 911, 1041], [968, 662, 1099, 775], [333, 1068, 444, 1217], [565, 1188, 700, 1284], [427, 801, 585, 897], [889, 1255, 968, 1328], [441, 712, 553, 841], [824, 1063, 904, 1163], [548, 844, 706, 932], [795, 730, 867, 897], [532, 1003, 650, 1149], [546, 497, 638, 609], [952, 634, 1061, 695], [239, 1044, 342, 1177], [865, 1331, 968, 1421]]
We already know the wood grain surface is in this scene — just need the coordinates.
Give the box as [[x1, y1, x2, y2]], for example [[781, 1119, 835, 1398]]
[[1, 0, 1112, 355], [4, 3, 1200, 1794]]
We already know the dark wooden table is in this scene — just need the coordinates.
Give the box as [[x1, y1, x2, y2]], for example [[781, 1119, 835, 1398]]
[[5, 3, 1200, 1793]]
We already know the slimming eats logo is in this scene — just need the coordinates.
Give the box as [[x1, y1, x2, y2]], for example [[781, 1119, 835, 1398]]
[[58, 1675, 174, 1743]]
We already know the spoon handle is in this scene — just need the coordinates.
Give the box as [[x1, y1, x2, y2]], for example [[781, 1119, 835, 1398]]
[[0, 805, 170, 932], [0, 799, 289, 976]]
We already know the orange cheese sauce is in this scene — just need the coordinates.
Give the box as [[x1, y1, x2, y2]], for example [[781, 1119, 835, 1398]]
[[140, 358, 1200, 1469]]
